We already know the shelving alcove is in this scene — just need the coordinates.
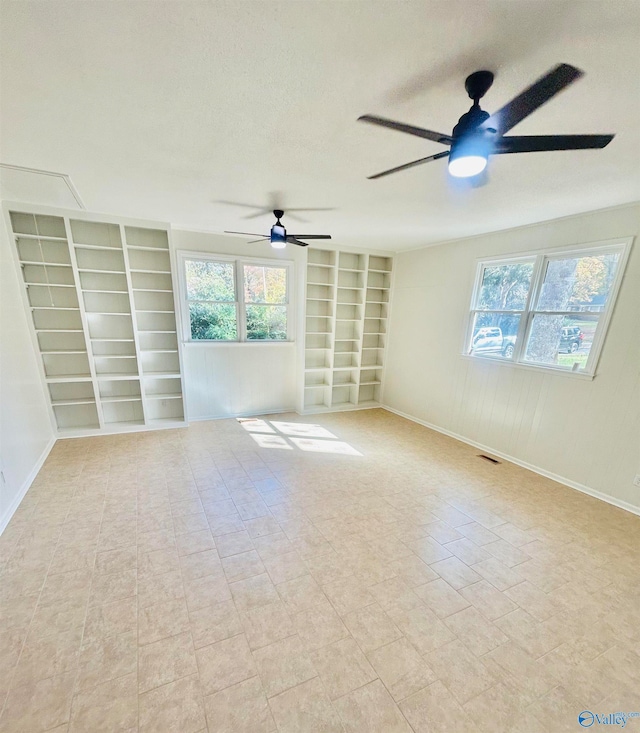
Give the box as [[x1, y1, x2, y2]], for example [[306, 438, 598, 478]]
[[301, 246, 392, 414], [5, 205, 186, 437]]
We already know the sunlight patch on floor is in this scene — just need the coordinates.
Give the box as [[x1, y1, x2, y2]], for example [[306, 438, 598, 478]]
[[239, 418, 361, 455]]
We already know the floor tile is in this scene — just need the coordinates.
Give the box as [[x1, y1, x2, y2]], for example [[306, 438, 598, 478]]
[[222, 549, 265, 583], [3, 411, 639, 733], [189, 599, 243, 649], [367, 636, 437, 702], [138, 630, 198, 693], [414, 578, 471, 618], [342, 603, 402, 652], [310, 637, 377, 700], [77, 631, 137, 692], [139, 673, 206, 733], [389, 605, 456, 655], [268, 677, 343, 733], [334, 679, 413, 733], [425, 638, 496, 704], [263, 550, 308, 585], [277, 574, 328, 615], [460, 580, 518, 621], [69, 672, 137, 733], [1, 671, 76, 732], [196, 633, 256, 695], [204, 675, 275, 732], [241, 600, 293, 650], [293, 601, 351, 652], [430, 556, 482, 590], [138, 598, 190, 645], [399, 680, 479, 733], [252, 633, 317, 697], [444, 606, 508, 657], [230, 573, 280, 611]]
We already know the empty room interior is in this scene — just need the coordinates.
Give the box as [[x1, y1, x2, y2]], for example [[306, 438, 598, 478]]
[[1, 2, 640, 732]]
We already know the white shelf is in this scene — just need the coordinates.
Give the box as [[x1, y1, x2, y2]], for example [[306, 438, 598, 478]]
[[46, 374, 93, 382], [20, 261, 71, 268], [51, 398, 96, 406], [303, 247, 391, 414], [11, 210, 185, 435], [78, 268, 124, 274], [82, 289, 128, 294], [133, 288, 173, 292], [95, 372, 141, 379], [14, 233, 68, 242], [74, 243, 123, 251], [41, 350, 87, 355], [129, 268, 171, 274], [100, 395, 142, 403]]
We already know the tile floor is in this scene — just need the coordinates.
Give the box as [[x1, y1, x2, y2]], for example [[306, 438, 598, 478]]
[[1, 409, 639, 732]]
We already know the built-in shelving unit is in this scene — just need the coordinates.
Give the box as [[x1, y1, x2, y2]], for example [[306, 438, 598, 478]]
[[302, 248, 392, 413], [8, 209, 185, 436]]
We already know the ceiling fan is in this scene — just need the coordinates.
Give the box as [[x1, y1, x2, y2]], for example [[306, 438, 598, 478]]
[[225, 210, 331, 249], [358, 63, 614, 181], [216, 191, 334, 223]]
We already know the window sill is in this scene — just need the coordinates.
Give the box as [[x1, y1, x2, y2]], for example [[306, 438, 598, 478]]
[[460, 353, 596, 380], [184, 340, 295, 346]]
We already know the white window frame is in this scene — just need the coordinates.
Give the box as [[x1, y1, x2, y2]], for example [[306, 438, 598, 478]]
[[177, 251, 294, 344], [465, 237, 633, 378]]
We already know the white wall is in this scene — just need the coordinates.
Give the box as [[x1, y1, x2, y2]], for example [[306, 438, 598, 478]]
[[384, 203, 640, 512], [0, 220, 54, 533], [171, 229, 306, 420]]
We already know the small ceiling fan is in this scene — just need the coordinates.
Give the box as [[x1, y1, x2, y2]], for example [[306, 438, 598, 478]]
[[358, 63, 614, 181], [225, 210, 331, 249]]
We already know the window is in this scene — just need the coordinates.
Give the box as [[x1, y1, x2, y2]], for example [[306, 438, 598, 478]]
[[467, 241, 630, 376], [181, 254, 292, 342]]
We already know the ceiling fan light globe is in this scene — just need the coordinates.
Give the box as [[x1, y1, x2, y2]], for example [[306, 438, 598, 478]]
[[448, 154, 487, 178], [270, 239, 287, 249]]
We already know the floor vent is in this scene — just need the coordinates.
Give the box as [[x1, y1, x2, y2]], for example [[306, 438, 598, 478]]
[[478, 454, 501, 464]]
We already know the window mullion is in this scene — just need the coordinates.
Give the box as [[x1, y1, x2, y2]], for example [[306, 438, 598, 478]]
[[236, 261, 245, 342], [513, 255, 544, 363]]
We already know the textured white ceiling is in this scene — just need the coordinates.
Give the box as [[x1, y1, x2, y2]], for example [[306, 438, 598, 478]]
[[1, 1, 639, 251]]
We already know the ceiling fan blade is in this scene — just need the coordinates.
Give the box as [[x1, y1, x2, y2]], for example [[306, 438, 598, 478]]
[[358, 115, 452, 145], [247, 238, 270, 244], [242, 210, 272, 220], [283, 208, 335, 224], [224, 230, 267, 237], [286, 237, 310, 247], [367, 151, 450, 180], [495, 134, 614, 153], [288, 234, 332, 240], [485, 63, 583, 134]]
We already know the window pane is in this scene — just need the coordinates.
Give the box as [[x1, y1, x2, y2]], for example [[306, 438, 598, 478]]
[[536, 253, 620, 312], [523, 314, 597, 369], [185, 260, 235, 301], [246, 305, 287, 340], [244, 265, 287, 304], [477, 262, 534, 310], [189, 302, 237, 340], [469, 312, 520, 359]]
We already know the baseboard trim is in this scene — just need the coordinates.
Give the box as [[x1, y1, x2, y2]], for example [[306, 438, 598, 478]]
[[381, 405, 640, 518], [188, 407, 297, 422], [0, 435, 56, 536]]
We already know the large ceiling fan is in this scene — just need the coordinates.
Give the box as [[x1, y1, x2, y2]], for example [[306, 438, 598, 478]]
[[225, 210, 331, 248], [358, 63, 615, 181]]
